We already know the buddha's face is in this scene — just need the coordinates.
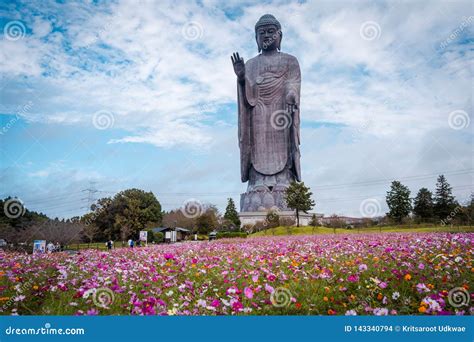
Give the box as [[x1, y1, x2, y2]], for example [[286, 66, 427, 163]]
[[256, 24, 281, 52]]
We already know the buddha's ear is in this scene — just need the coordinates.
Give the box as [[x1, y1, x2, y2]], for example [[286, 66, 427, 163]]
[[277, 32, 282, 51], [256, 35, 261, 53]]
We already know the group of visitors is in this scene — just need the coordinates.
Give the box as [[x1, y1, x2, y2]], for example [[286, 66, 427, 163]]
[[102, 239, 146, 251], [127, 239, 143, 248], [46, 241, 62, 253]]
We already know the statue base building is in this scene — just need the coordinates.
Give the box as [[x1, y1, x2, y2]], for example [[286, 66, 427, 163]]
[[239, 210, 321, 227], [239, 188, 321, 227]]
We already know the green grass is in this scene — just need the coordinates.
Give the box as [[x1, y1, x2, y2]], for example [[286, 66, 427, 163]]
[[250, 225, 474, 237], [65, 240, 167, 251], [65, 242, 125, 251], [64, 225, 473, 249]]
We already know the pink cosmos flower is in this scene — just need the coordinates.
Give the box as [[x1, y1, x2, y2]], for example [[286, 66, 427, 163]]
[[265, 284, 274, 294], [266, 274, 276, 282], [345, 309, 357, 315], [373, 307, 389, 316], [226, 286, 239, 295], [347, 274, 359, 282], [416, 283, 430, 293], [14, 295, 25, 302], [232, 300, 243, 311], [421, 297, 442, 313], [164, 253, 174, 260], [244, 287, 254, 299], [86, 308, 99, 315]]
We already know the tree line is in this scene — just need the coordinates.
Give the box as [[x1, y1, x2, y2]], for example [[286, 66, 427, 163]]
[[1, 175, 470, 248], [0, 182, 315, 247], [386, 174, 473, 225], [0, 189, 247, 246]]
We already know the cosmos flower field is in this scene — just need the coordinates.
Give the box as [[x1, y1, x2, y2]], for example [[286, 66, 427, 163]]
[[1, 232, 472, 316]]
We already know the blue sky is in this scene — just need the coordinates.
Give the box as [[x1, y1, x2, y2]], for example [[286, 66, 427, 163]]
[[0, 0, 472, 218]]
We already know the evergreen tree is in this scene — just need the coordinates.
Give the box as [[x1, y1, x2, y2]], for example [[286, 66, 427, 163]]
[[285, 182, 315, 227], [386, 181, 412, 224], [463, 193, 474, 225], [223, 198, 240, 228], [309, 213, 319, 227], [413, 188, 434, 222], [434, 175, 457, 219]]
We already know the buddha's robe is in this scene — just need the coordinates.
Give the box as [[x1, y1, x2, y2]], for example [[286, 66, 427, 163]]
[[237, 52, 301, 184]]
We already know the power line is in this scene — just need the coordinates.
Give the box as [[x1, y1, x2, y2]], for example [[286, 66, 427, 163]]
[[2, 169, 472, 214], [313, 169, 474, 190], [3, 169, 471, 201]]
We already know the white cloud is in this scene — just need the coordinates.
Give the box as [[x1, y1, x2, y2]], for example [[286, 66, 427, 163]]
[[0, 0, 472, 217]]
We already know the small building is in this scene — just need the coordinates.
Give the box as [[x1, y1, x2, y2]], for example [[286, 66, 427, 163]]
[[151, 227, 191, 243], [209, 231, 217, 241]]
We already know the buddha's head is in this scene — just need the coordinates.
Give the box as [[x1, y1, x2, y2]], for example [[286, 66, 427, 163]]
[[255, 14, 282, 53]]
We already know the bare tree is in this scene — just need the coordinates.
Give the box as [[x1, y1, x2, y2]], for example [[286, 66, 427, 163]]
[[82, 224, 99, 243], [33, 219, 83, 245]]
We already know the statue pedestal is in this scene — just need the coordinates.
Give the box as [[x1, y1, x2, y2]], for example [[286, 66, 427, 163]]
[[239, 189, 321, 227], [240, 189, 290, 212], [239, 210, 320, 227]]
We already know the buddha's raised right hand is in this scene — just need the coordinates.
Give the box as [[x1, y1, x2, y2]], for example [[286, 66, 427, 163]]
[[231, 52, 245, 82]]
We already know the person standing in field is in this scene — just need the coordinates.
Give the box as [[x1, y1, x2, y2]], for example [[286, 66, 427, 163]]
[[106, 240, 113, 250]]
